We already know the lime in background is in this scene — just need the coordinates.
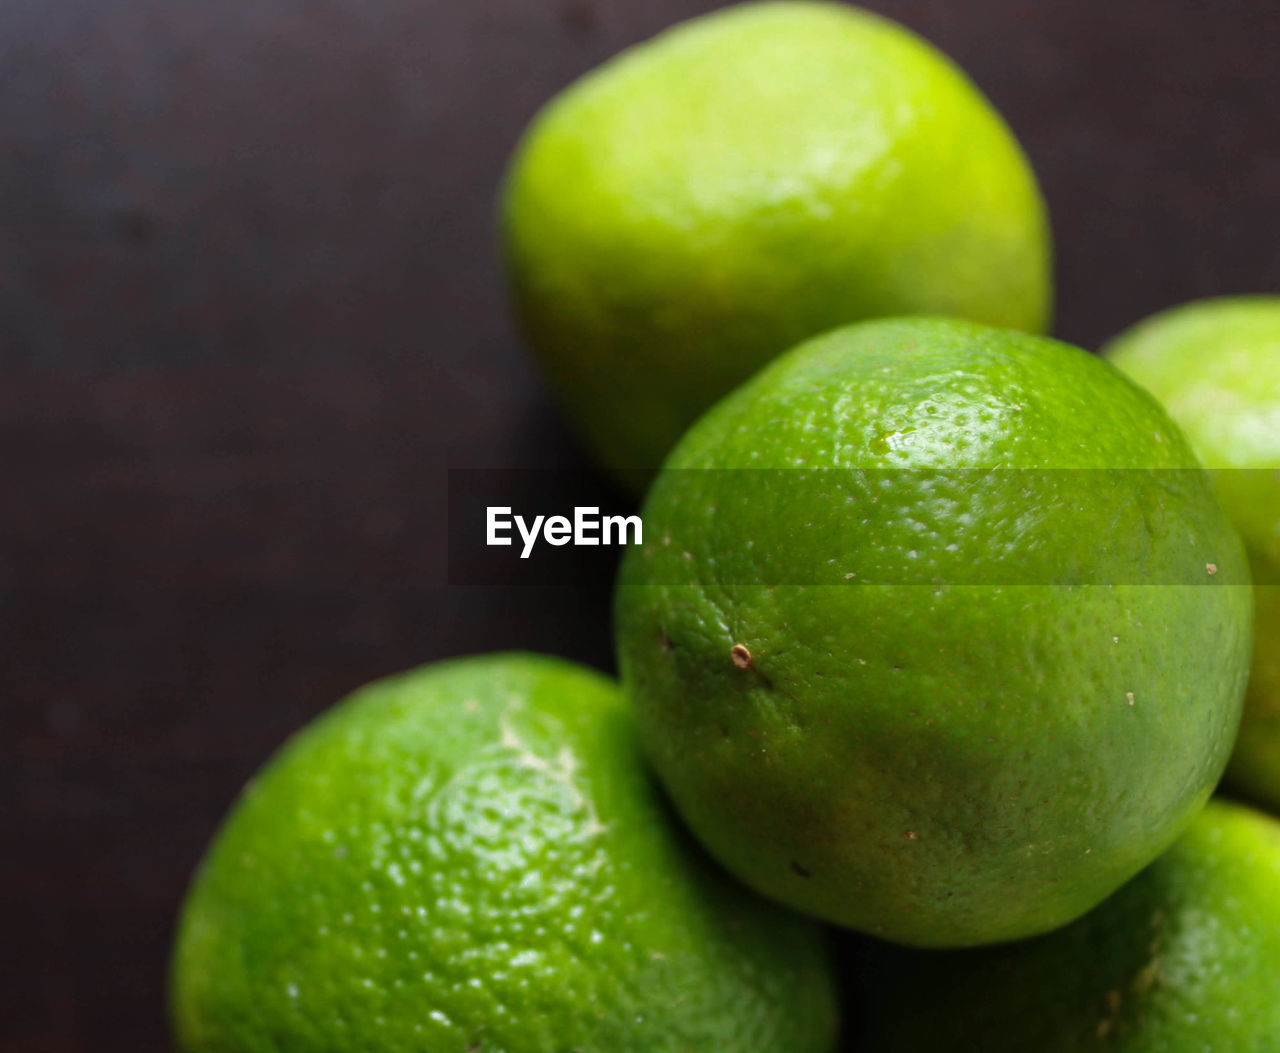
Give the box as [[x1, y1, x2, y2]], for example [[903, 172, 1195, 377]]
[[502, 1, 1051, 483], [866, 800, 1280, 1051], [1105, 297, 1280, 811]]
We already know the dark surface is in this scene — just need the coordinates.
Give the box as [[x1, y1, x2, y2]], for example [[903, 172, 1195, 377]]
[[2, 1, 1278, 1048]]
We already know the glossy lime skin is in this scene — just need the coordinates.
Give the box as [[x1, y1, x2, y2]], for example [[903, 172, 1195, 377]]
[[868, 801, 1280, 1050], [501, 1, 1051, 484], [616, 317, 1252, 947], [1105, 297, 1280, 812], [171, 654, 837, 1052]]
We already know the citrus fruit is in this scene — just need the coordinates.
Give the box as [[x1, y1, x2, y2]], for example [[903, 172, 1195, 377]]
[[171, 653, 838, 1051], [865, 799, 1280, 1050], [1105, 297, 1280, 811], [500, 1, 1051, 485], [615, 316, 1252, 947]]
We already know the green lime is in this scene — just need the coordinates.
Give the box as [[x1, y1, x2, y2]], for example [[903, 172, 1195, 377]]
[[1105, 297, 1280, 811], [866, 800, 1280, 1050], [615, 317, 1251, 948], [171, 653, 837, 1051], [501, 1, 1051, 485]]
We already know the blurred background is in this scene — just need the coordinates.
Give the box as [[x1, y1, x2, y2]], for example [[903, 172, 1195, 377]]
[[2, 0, 1278, 1048]]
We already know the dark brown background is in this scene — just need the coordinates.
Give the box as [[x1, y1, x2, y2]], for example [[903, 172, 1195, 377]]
[[2, 1, 1277, 1048]]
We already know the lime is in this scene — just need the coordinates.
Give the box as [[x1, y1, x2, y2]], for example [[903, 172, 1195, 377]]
[[171, 653, 837, 1051], [501, 1, 1051, 484], [866, 800, 1280, 1050], [1105, 297, 1280, 811], [615, 317, 1252, 947]]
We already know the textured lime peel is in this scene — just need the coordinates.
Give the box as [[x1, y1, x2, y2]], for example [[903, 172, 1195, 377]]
[[172, 654, 838, 1052], [617, 317, 1252, 948]]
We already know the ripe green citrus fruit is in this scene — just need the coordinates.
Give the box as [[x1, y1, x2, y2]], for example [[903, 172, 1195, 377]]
[[500, 1, 1051, 484], [866, 800, 1280, 1050], [171, 653, 838, 1052], [1105, 297, 1280, 811], [615, 317, 1252, 948]]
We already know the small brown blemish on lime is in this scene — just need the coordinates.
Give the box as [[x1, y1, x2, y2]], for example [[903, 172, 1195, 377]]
[[904, 831, 918, 841], [1133, 957, 1161, 995], [1126, 692, 1135, 706], [660, 630, 674, 652], [730, 644, 752, 669], [1206, 562, 1218, 575], [790, 860, 811, 878]]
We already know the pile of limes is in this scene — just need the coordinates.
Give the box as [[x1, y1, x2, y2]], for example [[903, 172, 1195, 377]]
[[172, 4, 1280, 1050]]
